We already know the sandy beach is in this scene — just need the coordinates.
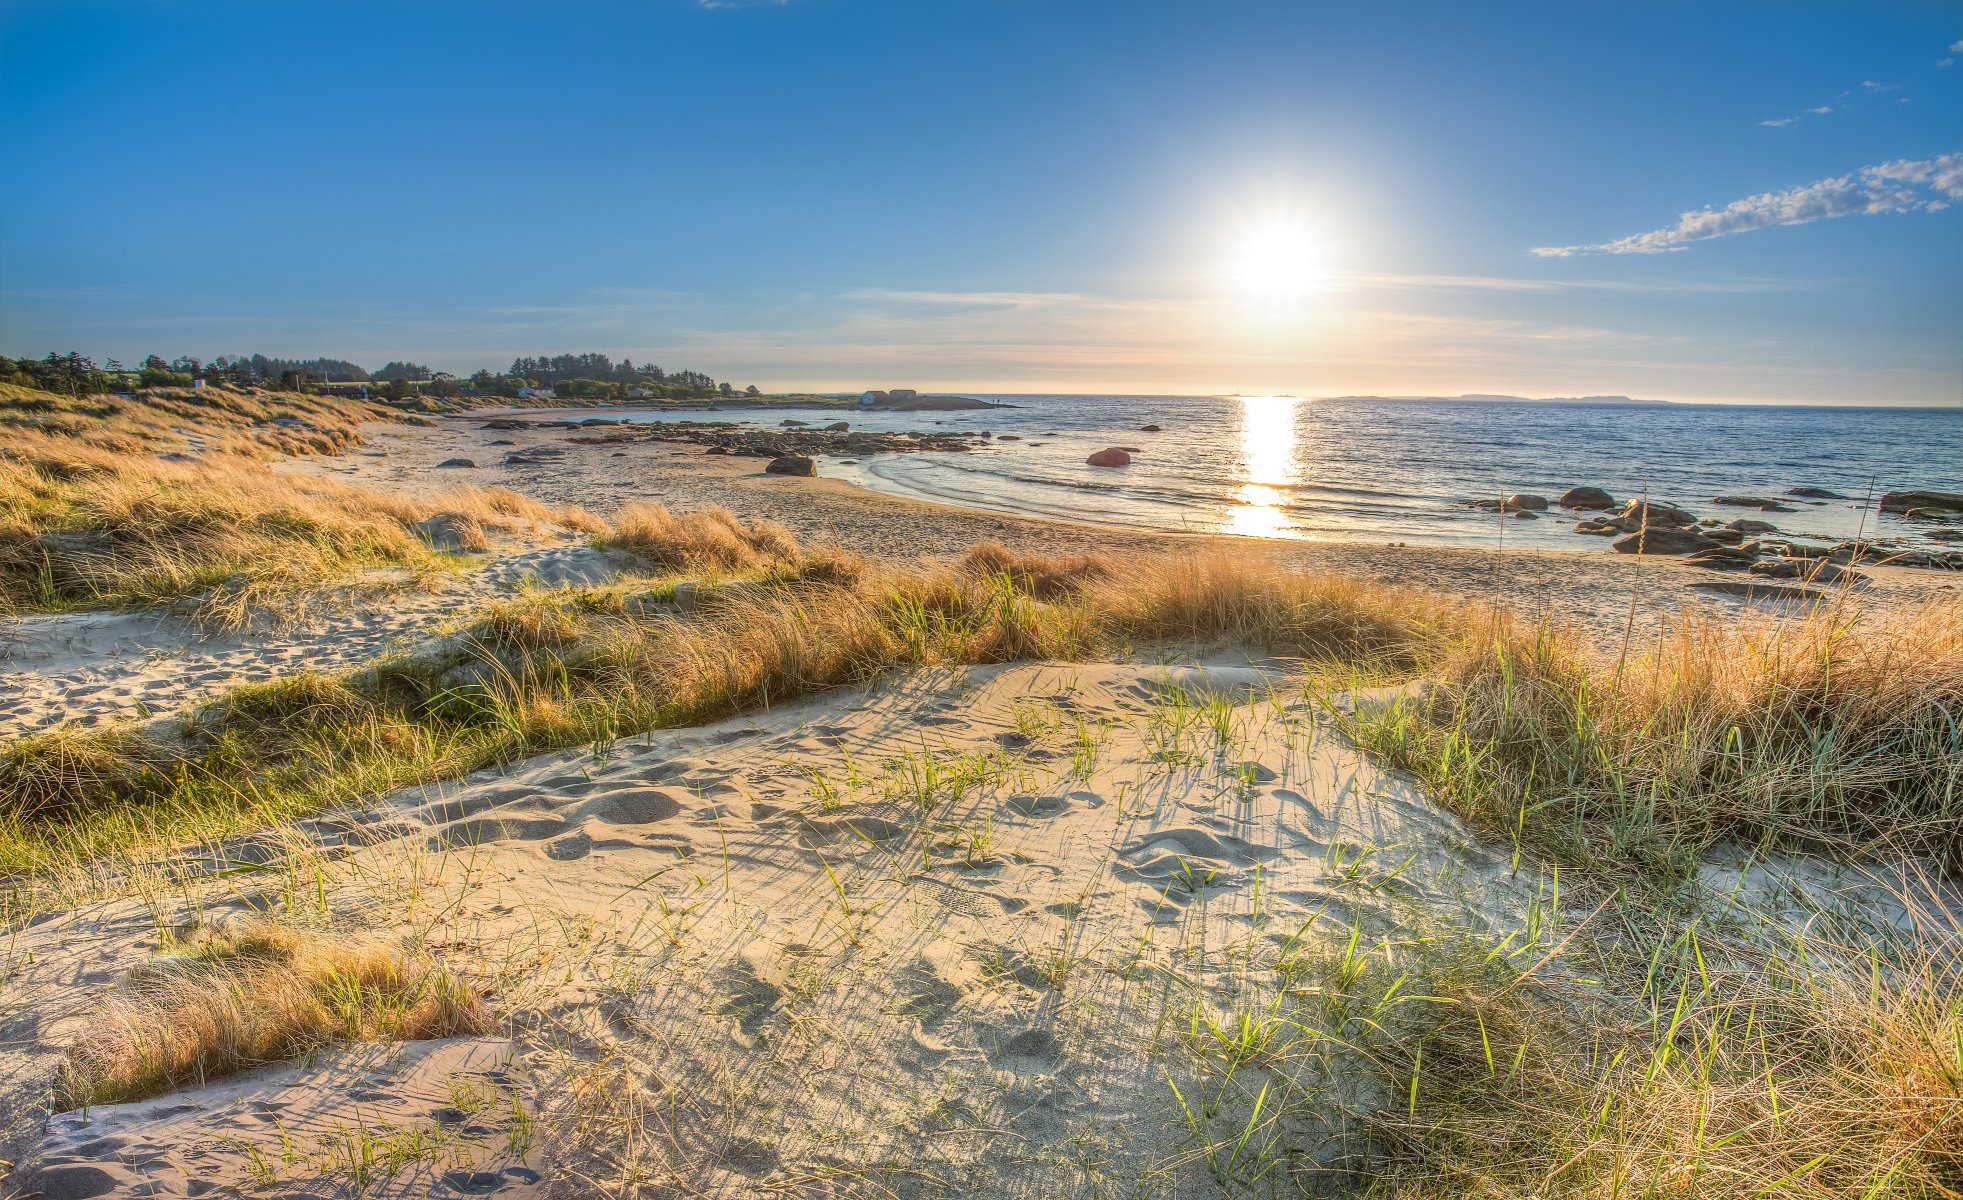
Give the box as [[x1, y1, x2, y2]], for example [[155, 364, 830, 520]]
[[299, 410, 1958, 627], [3, 402, 1957, 1198]]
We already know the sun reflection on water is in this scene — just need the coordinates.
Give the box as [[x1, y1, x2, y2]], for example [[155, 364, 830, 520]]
[[1223, 395, 1302, 538]]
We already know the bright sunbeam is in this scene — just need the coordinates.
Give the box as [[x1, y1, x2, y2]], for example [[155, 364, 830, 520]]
[[1231, 219, 1325, 302], [1222, 394, 1301, 538]]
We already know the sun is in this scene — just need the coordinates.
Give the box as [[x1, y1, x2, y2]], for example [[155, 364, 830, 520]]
[[1231, 219, 1325, 302]]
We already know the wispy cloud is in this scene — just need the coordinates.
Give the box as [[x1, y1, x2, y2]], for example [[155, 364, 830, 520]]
[[1532, 153, 1963, 257]]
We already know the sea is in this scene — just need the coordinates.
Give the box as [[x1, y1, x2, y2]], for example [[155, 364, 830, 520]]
[[613, 396, 1963, 552]]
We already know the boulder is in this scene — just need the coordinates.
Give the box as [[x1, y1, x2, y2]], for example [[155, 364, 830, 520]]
[[1617, 498, 1697, 528], [1713, 496, 1796, 512], [1750, 558, 1863, 585], [781, 419, 809, 427], [1503, 493, 1550, 511], [822, 421, 849, 432], [1510, 509, 1538, 520], [1611, 526, 1715, 556], [1087, 447, 1132, 468], [1140, 424, 1162, 432], [1724, 518, 1779, 534], [705, 446, 729, 455], [435, 457, 476, 468], [1684, 542, 1759, 568], [1892, 549, 1963, 569], [1703, 528, 1748, 545], [1880, 490, 1963, 516], [1574, 519, 1624, 536], [1559, 486, 1616, 510], [764, 455, 816, 477], [1786, 486, 1848, 499]]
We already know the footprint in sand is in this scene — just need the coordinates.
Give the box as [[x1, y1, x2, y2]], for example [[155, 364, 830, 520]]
[[999, 793, 1072, 818], [896, 954, 972, 1029], [1113, 826, 1279, 893], [544, 831, 594, 860], [427, 814, 566, 850], [986, 1026, 1061, 1068], [567, 786, 684, 826], [712, 962, 783, 1034]]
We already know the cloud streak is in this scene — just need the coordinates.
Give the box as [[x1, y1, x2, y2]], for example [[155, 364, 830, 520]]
[[1532, 153, 1963, 256]]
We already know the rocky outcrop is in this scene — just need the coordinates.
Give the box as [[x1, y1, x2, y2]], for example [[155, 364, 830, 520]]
[[1880, 490, 1963, 517], [1087, 448, 1132, 468], [1749, 558, 1864, 585], [764, 455, 816, 477], [1684, 542, 1760, 568], [1786, 486, 1848, 499], [1558, 486, 1616, 510], [436, 457, 477, 468], [1616, 499, 1698, 528], [1611, 526, 1714, 555], [1724, 518, 1779, 534], [1712, 496, 1796, 512]]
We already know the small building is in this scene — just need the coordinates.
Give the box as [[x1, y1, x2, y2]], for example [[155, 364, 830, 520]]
[[517, 387, 558, 400], [627, 387, 653, 399], [860, 390, 889, 406], [889, 388, 917, 402]]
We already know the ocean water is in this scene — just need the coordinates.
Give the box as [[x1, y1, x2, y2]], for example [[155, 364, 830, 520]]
[[618, 396, 1962, 552]]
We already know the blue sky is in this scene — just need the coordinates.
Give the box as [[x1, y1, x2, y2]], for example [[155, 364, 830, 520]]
[[2, 0, 1958, 404]]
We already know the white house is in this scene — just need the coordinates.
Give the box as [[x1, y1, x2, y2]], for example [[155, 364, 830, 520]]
[[517, 386, 557, 400], [859, 389, 889, 406], [627, 387, 653, 399]]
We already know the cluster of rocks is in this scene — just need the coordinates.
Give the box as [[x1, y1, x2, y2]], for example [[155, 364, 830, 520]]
[[528, 416, 989, 461], [1459, 486, 1963, 577]]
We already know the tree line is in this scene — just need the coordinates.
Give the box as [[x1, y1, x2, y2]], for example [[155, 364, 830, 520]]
[[0, 350, 749, 401]]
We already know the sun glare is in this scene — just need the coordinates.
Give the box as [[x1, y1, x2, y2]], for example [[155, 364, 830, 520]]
[[1231, 220, 1325, 302]]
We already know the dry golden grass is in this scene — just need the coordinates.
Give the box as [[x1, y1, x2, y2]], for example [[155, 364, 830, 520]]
[[1361, 888, 1963, 1198], [596, 501, 801, 571], [56, 917, 488, 1111], [8, 512, 1958, 1193], [0, 385, 594, 624], [1348, 597, 1963, 875]]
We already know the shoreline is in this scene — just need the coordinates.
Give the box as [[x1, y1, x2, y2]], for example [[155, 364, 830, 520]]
[[288, 412, 1958, 641]]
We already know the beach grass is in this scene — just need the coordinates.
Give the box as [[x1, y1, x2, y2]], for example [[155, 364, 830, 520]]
[[1341, 598, 1963, 881], [0, 383, 596, 625], [0, 535, 1460, 879], [56, 915, 488, 1111], [7, 522, 1955, 893]]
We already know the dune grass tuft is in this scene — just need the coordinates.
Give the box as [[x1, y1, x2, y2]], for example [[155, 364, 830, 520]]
[[595, 501, 801, 571], [0, 724, 173, 824], [1, 386, 594, 624], [1343, 599, 1963, 879], [1352, 891, 1963, 1197], [56, 917, 488, 1111]]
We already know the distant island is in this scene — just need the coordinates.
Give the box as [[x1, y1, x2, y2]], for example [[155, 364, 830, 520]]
[[1318, 393, 1670, 406]]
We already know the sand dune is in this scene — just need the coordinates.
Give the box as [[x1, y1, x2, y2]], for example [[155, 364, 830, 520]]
[[9, 656, 1557, 1195]]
